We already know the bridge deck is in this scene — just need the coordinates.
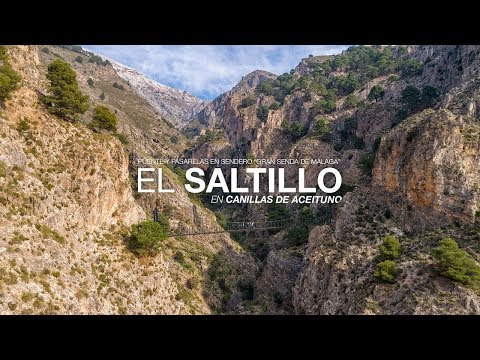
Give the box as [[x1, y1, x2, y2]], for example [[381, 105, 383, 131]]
[[164, 218, 292, 237]]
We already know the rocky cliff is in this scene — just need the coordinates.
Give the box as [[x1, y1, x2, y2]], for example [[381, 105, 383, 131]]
[[373, 108, 480, 225], [184, 45, 480, 314], [3, 44, 480, 315], [0, 45, 258, 314]]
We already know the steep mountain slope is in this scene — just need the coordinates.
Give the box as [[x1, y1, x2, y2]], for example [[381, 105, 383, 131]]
[[0, 45, 257, 314], [184, 45, 480, 314], [112, 61, 207, 127], [4, 44, 480, 315], [39, 46, 191, 158]]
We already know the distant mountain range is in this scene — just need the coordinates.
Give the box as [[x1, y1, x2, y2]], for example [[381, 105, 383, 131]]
[[111, 60, 208, 126]]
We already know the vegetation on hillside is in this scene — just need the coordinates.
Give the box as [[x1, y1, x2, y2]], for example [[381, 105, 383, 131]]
[[90, 105, 117, 132], [431, 237, 480, 291], [128, 220, 169, 256], [368, 85, 385, 102], [57, 45, 110, 66], [281, 119, 308, 141], [283, 46, 414, 103], [374, 260, 401, 283], [240, 96, 255, 108], [284, 206, 317, 247], [0, 46, 21, 102], [44, 59, 89, 121], [374, 236, 402, 283], [379, 235, 401, 259]]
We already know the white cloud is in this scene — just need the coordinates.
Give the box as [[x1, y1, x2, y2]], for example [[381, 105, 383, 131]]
[[85, 45, 348, 99]]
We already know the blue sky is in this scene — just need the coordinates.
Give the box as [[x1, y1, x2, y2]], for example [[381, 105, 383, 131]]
[[85, 45, 348, 100]]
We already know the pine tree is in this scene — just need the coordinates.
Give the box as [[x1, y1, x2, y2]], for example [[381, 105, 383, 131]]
[[44, 59, 89, 121], [91, 105, 117, 131], [0, 46, 21, 102]]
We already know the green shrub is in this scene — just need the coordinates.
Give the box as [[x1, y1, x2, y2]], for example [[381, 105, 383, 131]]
[[91, 105, 117, 132], [284, 207, 316, 247], [17, 118, 30, 132], [401, 85, 422, 111], [0, 46, 21, 102], [400, 58, 422, 77], [379, 235, 401, 259], [257, 80, 275, 96], [43, 59, 89, 121], [406, 127, 419, 142], [129, 221, 167, 256], [113, 82, 124, 90], [284, 225, 310, 247], [298, 206, 316, 225], [303, 91, 312, 102], [58, 45, 83, 54], [42, 47, 50, 54], [162, 117, 175, 129], [273, 291, 283, 305], [340, 116, 357, 140], [359, 154, 375, 175], [196, 129, 221, 145], [170, 135, 179, 144], [257, 105, 269, 122], [267, 202, 289, 222], [87, 78, 94, 86], [331, 73, 359, 95], [420, 85, 440, 107], [396, 108, 409, 122], [388, 74, 400, 82], [113, 132, 129, 145], [173, 251, 186, 265], [281, 119, 308, 141], [88, 54, 109, 66], [372, 137, 381, 153], [273, 73, 296, 102], [240, 96, 255, 108], [368, 85, 385, 102], [269, 101, 280, 110], [75, 56, 83, 64], [333, 143, 343, 151], [35, 223, 65, 244], [99, 92, 105, 100], [344, 94, 359, 108], [431, 237, 480, 291], [215, 211, 228, 229], [237, 278, 254, 300], [401, 85, 440, 113], [313, 116, 330, 140], [353, 137, 365, 149], [313, 96, 336, 114], [374, 260, 401, 283]]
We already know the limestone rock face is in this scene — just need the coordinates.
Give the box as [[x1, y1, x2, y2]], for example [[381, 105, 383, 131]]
[[373, 109, 480, 224], [5, 44, 480, 315], [0, 46, 259, 315], [293, 222, 480, 315], [186, 46, 480, 314]]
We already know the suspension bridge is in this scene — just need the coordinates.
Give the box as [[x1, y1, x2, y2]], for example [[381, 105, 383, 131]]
[[153, 211, 291, 237]]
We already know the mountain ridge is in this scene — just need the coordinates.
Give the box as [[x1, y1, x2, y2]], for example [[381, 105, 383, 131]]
[[3, 44, 480, 315], [111, 60, 208, 127]]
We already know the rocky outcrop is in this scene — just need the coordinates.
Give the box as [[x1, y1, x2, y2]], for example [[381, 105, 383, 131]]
[[294, 221, 480, 315], [373, 108, 480, 224], [0, 45, 260, 315], [254, 248, 304, 314]]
